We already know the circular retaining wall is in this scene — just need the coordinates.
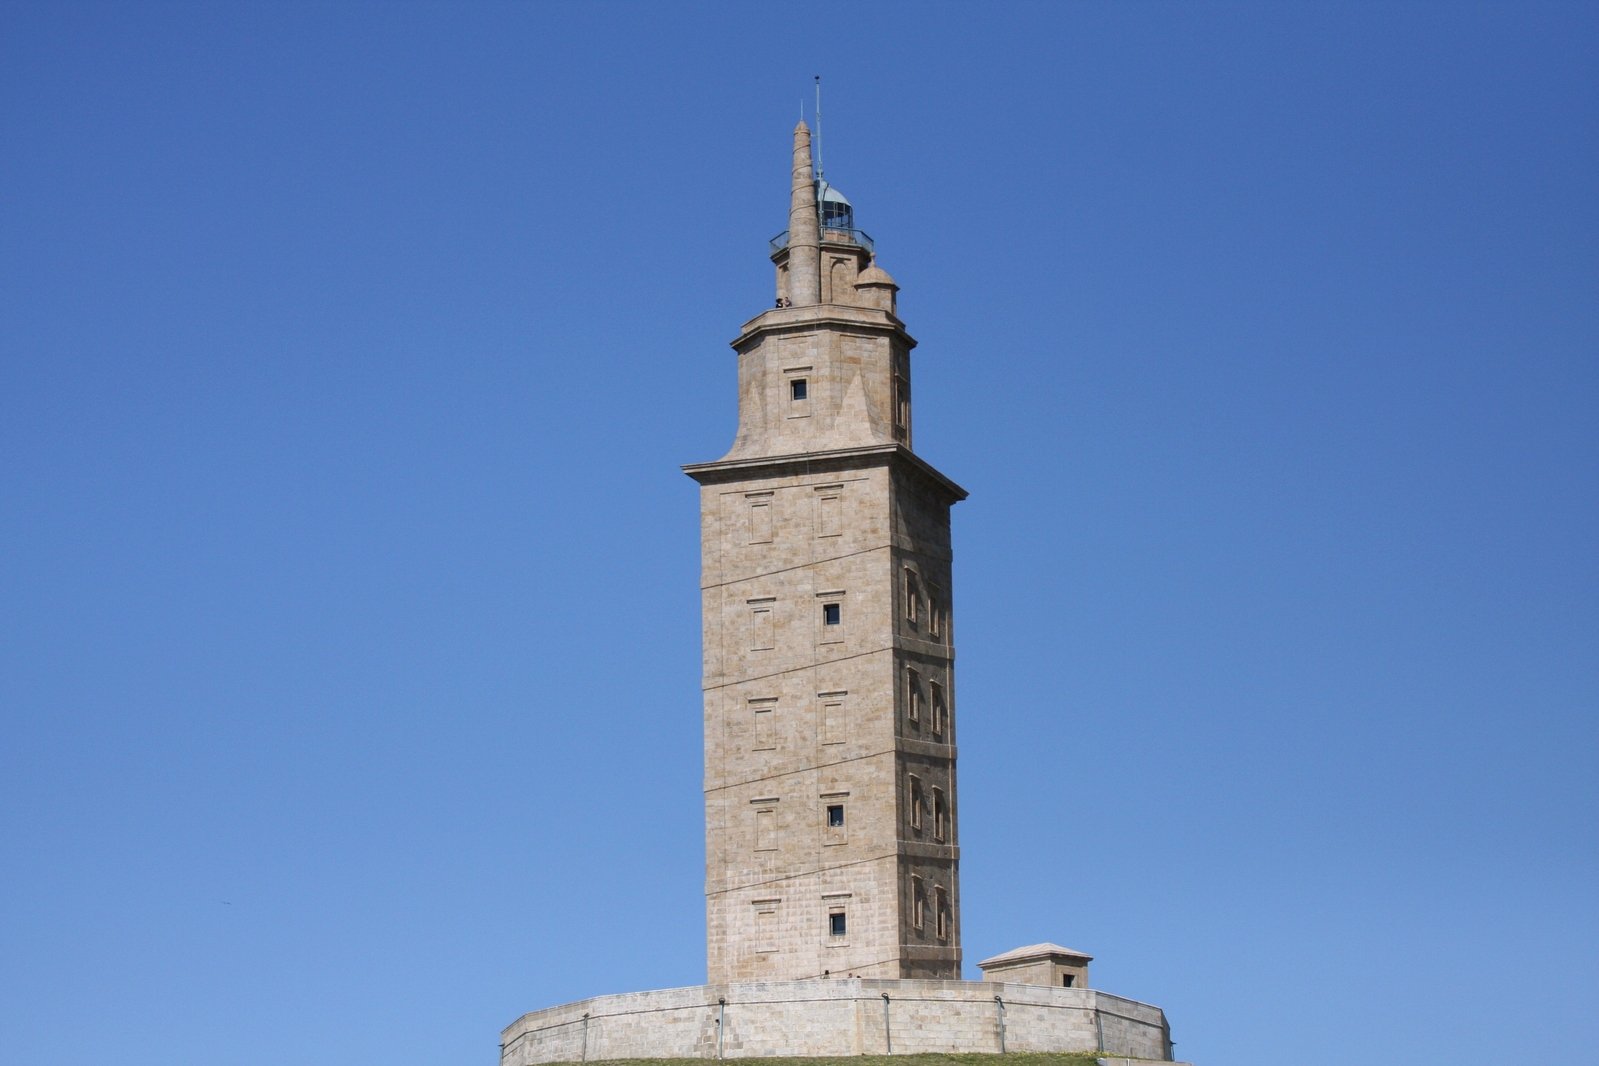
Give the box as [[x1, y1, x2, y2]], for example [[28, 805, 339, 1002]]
[[500, 978, 1173, 1064]]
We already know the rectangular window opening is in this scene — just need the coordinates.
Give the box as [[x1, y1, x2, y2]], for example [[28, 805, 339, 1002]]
[[790, 378, 808, 401], [1061, 974, 1075, 988], [908, 775, 923, 830], [826, 804, 844, 828], [829, 911, 847, 937], [822, 602, 841, 626]]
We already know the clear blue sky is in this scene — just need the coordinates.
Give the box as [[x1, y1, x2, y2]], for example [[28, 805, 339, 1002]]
[[2, 4, 1594, 1065]]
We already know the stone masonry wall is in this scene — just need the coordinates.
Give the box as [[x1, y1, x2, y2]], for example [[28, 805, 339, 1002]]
[[701, 460, 906, 981], [697, 451, 962, 983], [499, 978, 1173, 1065]]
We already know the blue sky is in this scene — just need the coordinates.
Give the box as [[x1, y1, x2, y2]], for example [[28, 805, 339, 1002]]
[[2, 3, 1594, 1065]]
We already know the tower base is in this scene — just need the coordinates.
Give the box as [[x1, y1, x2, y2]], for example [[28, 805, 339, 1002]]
[[500, 978, 1181, 1064]]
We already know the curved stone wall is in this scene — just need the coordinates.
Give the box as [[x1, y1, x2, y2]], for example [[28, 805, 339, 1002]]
[[500, 978, 1173, 1064]]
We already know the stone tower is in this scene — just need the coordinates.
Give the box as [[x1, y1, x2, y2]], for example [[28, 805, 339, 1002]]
[[685, 122, 966, 984], [502, 116, 1187, 1066]]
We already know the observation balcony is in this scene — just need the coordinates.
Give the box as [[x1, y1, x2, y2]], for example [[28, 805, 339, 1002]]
[[770, 227, 875, 255]]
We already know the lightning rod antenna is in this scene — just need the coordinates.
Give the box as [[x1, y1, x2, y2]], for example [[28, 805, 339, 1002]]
[[814, 75, 824, 184]]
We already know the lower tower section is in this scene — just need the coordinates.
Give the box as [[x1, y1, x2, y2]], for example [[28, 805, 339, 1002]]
[[686, 447, 965, 984]]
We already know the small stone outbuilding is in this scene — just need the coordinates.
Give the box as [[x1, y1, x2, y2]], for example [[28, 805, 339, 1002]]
[[978, 942, 1093, 989]]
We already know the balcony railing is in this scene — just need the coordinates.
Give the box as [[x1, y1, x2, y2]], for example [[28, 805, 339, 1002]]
[[769, 227, 875, 254]]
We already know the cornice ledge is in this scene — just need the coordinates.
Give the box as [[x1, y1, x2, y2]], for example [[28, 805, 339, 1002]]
[[683, 444, 967, 502], [731, 305, 916, 351], [900, 737, 957, 760], [900, 841, 960, 861]]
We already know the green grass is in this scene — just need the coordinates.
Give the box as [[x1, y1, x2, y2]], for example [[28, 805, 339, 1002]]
[[578, 1055, 1110, 1066]]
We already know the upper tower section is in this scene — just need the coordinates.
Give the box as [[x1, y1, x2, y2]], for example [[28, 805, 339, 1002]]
[[717, 122, 914, 464], [769, 121, 899, 318]]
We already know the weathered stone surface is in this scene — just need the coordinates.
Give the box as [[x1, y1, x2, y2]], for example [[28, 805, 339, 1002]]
[[499, 979, 1176, 1064]]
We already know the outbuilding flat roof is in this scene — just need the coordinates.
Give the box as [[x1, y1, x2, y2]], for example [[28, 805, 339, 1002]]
[[977, 942, 1094, 966]]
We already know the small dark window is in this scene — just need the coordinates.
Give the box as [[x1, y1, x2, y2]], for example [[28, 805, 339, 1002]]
[[829, 911, 847, 936], [822, 602, 841, 626], [791, 379, 808, 401], [826, 804, 844, 828], [1061, 974, 1075, 988]]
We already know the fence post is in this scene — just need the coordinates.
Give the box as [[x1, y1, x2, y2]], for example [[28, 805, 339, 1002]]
[[881, 993, 893, 1054]]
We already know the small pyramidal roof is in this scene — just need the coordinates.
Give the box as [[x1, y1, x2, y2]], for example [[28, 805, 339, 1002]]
[[977, 942, 1094, 967]]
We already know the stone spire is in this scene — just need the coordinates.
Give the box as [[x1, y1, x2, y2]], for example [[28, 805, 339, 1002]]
[[786, 120, 821, 306]]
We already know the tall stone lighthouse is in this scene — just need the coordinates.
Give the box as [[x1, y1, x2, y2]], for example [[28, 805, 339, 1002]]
[[499, 119, 1188, 1066], [685, 121, 966, 984]]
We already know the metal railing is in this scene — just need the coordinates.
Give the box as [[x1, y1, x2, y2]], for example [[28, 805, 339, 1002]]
[[769, 227, 875, 253]]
